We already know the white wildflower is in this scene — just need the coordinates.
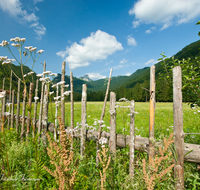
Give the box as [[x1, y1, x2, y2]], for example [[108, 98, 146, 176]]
[[0, 56, 7, 61], [99, 137, 108, 145], [23, 74, 27, 77], [65, 84, 69, 88], [194, 112, 197, 114], [50, 73, 58, 77], [4, 112, 11, 116], [57, 81, 65, 85], [14, 37, 20, 42], [36, 74, 43, 77], [11, 43, 20, 47], [24, 46, 33, 50], [0, 40, 9, 46], [19, 38, 26, 42], [28, 71, 34, 75], [98, 120, 104, 124], [37, 49, 44, 54], [10, 38, 15, 42], [43, 71, 51, 75], [49, 91, 54, 95], [34, 97, 39, 100], [52, 84, 56, 88], [54, 96, 61, 101]]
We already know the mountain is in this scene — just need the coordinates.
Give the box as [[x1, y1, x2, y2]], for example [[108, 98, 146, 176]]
[[1, 39, 200, 102], [79, 74, 92, 82]]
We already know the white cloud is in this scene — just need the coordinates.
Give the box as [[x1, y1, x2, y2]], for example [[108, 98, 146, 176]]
[[129, 0, 200, 30], [125, 72, 132, 76], [34, 0, 43, 4], [145, 59, 157, 65], [127, 35, 137, 46], [146, 30, 151, 34], [57, 30, 123, 70], [105, 60, 113, 66], [0, 0, 45, 38], [87, 73, 106, 80], [30, 22, 46, 39], [132, 20, 140, 28], [113, 64, 124, 70], [120, 58, 128, 64]]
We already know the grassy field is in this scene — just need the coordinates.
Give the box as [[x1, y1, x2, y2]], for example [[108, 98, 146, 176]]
[[1, 101, 200, 189], [16, 101, 200, 145]]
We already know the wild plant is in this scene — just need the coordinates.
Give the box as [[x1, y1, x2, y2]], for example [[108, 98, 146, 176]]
[[98, 137, 111, 190], [44, 116, 78, 190], [142, 133, 175, 190]]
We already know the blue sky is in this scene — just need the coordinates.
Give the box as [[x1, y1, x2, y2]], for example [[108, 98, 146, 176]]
[[0, 0, 200, 80]]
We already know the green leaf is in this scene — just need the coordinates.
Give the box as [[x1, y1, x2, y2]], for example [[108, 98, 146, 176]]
[[196, 21, 200, 25], [193, 78, 200, 82], [184, 149, 193, 157]]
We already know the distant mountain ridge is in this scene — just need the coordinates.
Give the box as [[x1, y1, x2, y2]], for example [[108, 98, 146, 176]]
[[79, 74, 92, 82], [1, 39, 200, 102]]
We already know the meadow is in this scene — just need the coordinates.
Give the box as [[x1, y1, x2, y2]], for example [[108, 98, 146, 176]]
[[20, 101, 200, 144], [1, 101, 200, 189]]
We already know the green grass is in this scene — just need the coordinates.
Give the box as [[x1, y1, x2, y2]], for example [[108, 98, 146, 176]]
[[8, 101, 200, 145], [1, 101, 200, 189]]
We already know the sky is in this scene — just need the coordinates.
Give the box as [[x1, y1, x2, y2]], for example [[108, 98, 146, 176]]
[[0, 0, 200, 80]]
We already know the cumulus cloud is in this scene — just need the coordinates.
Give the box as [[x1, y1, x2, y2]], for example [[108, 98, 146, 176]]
[[125, 72, 132, 76], [0, 0, 46, 38], [146, 30, 151, 34], [127, 35, 137, 46], [129, 0, 200, 30], [86, 73, 106, 80], [57, 30, 123, 70], [120, 58, 128, 64], [145, 59, 157, 65]]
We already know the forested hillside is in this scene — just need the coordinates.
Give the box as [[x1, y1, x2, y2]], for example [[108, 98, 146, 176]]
[[1, 39, 200, 102]]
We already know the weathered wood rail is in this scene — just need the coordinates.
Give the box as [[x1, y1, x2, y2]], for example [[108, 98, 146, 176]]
[[6, 114, 200, 164]]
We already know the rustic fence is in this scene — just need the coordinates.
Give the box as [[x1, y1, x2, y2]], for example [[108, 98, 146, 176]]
[[1, 63, 200, 190]]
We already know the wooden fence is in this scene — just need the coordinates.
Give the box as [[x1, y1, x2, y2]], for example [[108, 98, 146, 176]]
[[1, 62, 200, 189]]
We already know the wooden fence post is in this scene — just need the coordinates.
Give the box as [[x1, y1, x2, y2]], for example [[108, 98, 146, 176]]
[[109, 91, 116, 154], [27, 83, 34, 138], [70, 71, 74, 149], [21, 85, 26, 141], [1, 90, 6, 132], [42, 84, 49, 144], [149, 65, 155, 166], [33, 79, 39, 138], [54, 84, 59, 141], [16, 79, 20, 133], [173, 66, 184, 189], [129, 100, 135, 177], [8, 70, 12, 128], [61, 61, 65, 126], [61, 61, 66, 125], [38, 61, 46, 135], [1, 77, 5, 128], [11, 89, 15, 129], [81, 84, 87, 157]]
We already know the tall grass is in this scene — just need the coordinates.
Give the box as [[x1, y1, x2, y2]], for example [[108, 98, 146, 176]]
[[1, 102, 200, 189]]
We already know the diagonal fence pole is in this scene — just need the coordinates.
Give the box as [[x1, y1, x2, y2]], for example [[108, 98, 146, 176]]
[[96, 68, 113, 165]]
